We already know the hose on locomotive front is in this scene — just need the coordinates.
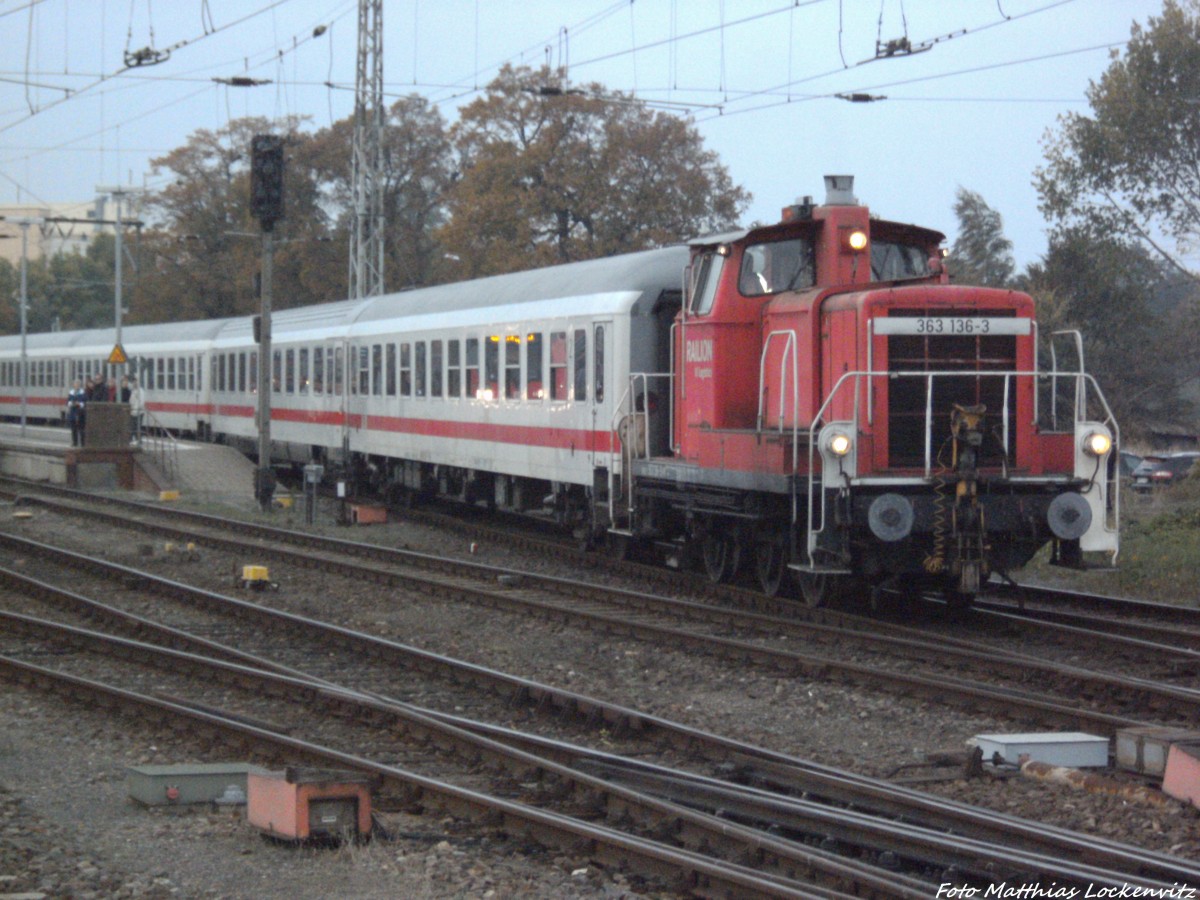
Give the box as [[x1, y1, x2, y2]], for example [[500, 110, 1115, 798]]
[[924, 436, 955, 575]]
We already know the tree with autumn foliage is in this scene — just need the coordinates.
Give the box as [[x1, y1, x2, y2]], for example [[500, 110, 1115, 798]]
[[132, 115, 342, 323], [438, 65, 749, 277]]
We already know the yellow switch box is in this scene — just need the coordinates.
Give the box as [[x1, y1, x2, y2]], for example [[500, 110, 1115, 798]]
[[241, 565, 270, 583]]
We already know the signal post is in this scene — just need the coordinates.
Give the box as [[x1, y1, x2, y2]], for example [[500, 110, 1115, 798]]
[[250, 135, 284, 510]]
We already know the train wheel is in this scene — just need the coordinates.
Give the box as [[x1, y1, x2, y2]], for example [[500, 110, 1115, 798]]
[[755, 536, 786, 596], [701, 533, 740, 584], [796, 572, 829, 608]]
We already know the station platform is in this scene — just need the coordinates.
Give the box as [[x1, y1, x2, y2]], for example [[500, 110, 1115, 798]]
[[0, 421, 257, 506]]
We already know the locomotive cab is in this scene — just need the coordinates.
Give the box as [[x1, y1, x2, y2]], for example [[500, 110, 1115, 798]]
[[616, 175, 1118, 607]]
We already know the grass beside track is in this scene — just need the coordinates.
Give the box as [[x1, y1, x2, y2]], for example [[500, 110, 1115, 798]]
[[1025, 475, 1200, 605]]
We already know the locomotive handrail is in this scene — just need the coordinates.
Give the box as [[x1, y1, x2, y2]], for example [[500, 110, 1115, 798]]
[[609, 371, 674, 531], [800, 368, 1119, 571], [756, 330, 799, 435]]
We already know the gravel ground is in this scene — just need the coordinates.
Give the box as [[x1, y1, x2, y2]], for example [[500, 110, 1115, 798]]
[[2, 493, 1200, 898]]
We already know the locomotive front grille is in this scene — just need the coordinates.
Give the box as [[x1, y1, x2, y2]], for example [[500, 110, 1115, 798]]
[[886, 310, 1017, 469]]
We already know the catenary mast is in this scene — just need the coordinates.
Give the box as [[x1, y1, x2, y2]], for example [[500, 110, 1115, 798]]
[[349, 0, 385, 300]]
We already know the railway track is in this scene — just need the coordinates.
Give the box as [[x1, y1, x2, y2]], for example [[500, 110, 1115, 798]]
[[2, 555, 1195, 894], [1, 483, 1197, 734]]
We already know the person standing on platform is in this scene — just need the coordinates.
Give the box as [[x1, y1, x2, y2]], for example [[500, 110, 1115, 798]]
[[89, 374, 107, 402], [119, 375, 131, 403], [128, 377, 145, 445], [66, 379, 86, 447]]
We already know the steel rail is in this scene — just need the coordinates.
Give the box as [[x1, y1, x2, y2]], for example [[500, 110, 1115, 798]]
[[0, 529, 1149, 736], [0, 608, 927, 899], [0, 554, 1194, 885], [0, 654, 837, 900]]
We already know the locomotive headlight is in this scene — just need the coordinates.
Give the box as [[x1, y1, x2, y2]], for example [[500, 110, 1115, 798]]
[[847, 229, 868, 252], [1082, 430, 1112, 457], [826, 431, 853, 457]]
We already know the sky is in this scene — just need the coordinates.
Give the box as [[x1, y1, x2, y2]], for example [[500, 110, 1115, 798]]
[[0, 0, 1169, 273]]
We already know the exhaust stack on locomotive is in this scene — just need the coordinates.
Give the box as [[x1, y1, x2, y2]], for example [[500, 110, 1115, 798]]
[[615, 174, 1118, 607]]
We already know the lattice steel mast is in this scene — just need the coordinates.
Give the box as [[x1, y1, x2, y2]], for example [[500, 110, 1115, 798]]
[[349, 0, 385, 299]]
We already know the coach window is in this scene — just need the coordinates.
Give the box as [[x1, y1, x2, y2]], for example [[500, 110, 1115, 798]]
[[399, 343, 411, 396], [272, 350, 281, 393], [283, 349, 294, 394], [299, 348, 309, 394], [228, 353, 236, 390], [249, 353, 258, 393], [466, 337, 480, 397], [594, 325, 605, 402], [573, 328, 588, 401], [526, 333, 544, 400], [333, 346, 344, 396], [504, 336, 520, 400], [484, 337, 499, 400], [371, 344, 382, 396], [156, 358, 164, 391], [430, 340, 443, 398], [689, 251, 724, 316], [358, 347, 369, 395], [447, 340, 461, 397], [217, 355, 226, 392], [549, 332, 567, 400], [415, 342, 427, 397], [189, 357, 197, 392], [385, 344, 396, 397], [312, 347, 323, 394]]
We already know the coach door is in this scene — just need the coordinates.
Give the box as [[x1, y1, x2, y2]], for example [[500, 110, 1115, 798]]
[[342, 340, 363, 454], [591, 321, 613, 465]]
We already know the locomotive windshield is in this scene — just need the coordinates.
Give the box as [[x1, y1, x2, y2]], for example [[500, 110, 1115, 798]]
[[738, 238, 814, 296], [870, 239, 930, 282]]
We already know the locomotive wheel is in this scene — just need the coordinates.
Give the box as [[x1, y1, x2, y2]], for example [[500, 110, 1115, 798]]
[[796, 572, 830, 608], [701, 533, 741, 584], [755, 536, 786, 596]]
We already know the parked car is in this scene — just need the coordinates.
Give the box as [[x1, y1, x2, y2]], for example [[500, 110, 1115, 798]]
[[1130, 452, 1200, 492], [1118, 450, 1142, 478]]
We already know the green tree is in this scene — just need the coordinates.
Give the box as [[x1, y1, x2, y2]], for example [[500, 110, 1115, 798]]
[[1022, 226, 1194, 433], [38, 233, 118, 331], [1037, 0, 1200, 283], [439, 65, 749, 277], [949, 187, 1014, 287], [304, 94, 455, 291]]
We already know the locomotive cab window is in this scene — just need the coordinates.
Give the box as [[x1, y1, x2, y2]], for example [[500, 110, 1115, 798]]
[[871, 240, 930, 282], [738, 238, 814, 296], [688, 252, 723, 316]]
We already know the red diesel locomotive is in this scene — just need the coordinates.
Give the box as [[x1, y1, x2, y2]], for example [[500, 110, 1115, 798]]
[[613, 175, 1118, 606]]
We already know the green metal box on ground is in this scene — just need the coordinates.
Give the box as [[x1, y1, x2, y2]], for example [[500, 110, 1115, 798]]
[[127, 763, 268, 806]]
